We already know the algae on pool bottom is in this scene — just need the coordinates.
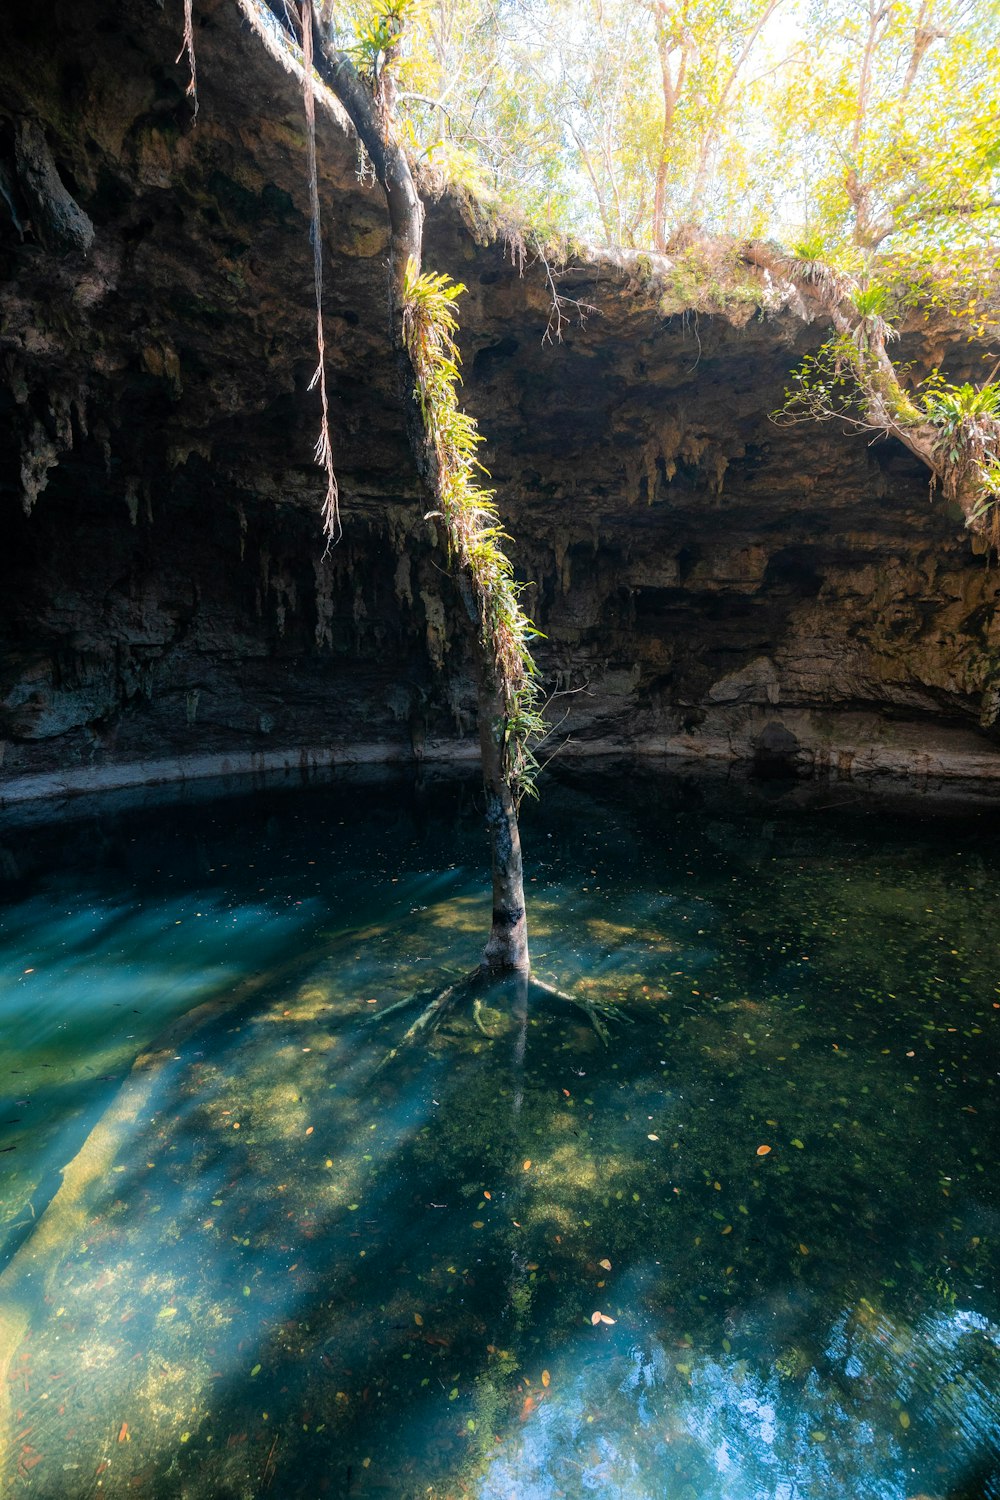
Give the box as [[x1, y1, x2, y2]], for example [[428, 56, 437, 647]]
[[1, 769, 998, 1498]]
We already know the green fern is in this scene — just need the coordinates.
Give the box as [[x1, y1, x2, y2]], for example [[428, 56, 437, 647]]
[[402, 259, 545, 803]]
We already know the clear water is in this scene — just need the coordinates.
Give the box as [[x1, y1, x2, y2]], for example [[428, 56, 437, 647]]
[[1, 767, 999, 1499]]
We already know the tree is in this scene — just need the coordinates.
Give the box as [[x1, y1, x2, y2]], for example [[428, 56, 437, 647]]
[[771, 0, 1000, 257], [220, 0, 625, 1046], [747, 241, 1000, 548], [291, 0, 542, 978], [639, 0, 784, 251]]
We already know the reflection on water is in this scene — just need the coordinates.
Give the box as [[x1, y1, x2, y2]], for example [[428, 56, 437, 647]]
[[0, 767, 999, 1498]]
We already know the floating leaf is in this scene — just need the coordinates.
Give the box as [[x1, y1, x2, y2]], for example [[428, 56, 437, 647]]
[[599, 1258, 612, 1271], [599, 1313, 616, 1325], [523, 1160, 532, 1171], [118, 1422, 129, 1444], [250, 1364, 261, 1377], [541, 1369, 551, 1387], [591, 1311, 602, 1325], [414, 1313, 423, 1326], [799, 1243, 809, 1255], [756, 1145, 772, 1156], [899, 1411, 910, 1429], [648, 1133, 659, 1141], [790, 1139, 804, 1149], [483, 1191, 492, 1200], [305, 1126, 314, 1136]]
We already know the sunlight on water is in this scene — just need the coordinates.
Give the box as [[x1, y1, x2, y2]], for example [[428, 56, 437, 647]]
[[0, 768, 998, 1498]]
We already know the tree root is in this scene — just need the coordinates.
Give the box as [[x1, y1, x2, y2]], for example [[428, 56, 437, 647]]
[[370, 967, 632, 1067], [371, 969, 481, 1073], [472, 996, 494, 1038], [530, 975, 632, 1046]]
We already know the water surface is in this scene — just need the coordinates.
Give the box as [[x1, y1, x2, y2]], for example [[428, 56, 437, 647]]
[[1, 767, 998, 1499]]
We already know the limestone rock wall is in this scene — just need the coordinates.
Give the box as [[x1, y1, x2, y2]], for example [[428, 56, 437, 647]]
[[2, 0, 999, 800]]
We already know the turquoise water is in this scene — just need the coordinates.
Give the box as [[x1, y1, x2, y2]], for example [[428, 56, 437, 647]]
[[0, 768, 998, 1498]]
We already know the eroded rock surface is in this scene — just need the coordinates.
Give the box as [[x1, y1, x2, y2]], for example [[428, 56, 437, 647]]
[[2, 0, 999, 800]]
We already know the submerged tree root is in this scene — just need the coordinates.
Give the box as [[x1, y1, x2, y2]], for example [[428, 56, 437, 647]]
[[371, 967, 632, 1069], [530, 975, 633, 1046]]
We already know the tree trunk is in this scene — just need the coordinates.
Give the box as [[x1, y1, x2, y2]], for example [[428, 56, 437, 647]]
[[478, 680, 529, 972], [306, 7, 531, 974]]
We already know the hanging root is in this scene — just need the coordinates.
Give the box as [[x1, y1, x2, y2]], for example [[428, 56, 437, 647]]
[[300, 0, 341, 547], [176, 0, 199, 118], [530, 975, 632, 1047]]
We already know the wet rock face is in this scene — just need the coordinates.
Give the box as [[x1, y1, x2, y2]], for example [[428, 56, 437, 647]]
[[1, 0, 999, 798]]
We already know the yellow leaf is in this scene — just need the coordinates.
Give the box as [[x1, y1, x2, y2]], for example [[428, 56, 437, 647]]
[[414, 1313, 424, 1326], [599, 1258, 612, 1270], [541, 1369, 551, 1387]]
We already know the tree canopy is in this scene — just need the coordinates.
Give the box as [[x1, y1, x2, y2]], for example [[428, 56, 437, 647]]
[[327, 0, 1000, 267]]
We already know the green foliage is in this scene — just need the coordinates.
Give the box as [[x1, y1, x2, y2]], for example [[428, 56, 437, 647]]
[[920, 376, 1000, 541], [328, 0, 999, 270], [849, 283, 890, 321], [793, 234, 827, 264], [341, 0, 415, 77], [656, 243, 763, 315], [922, 376, 1000, 430], [777, 341, 866, 427], [402, 260, 545, 801]]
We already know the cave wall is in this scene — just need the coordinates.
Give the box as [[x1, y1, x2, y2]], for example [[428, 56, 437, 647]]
[[2, 0, 1000, 802]]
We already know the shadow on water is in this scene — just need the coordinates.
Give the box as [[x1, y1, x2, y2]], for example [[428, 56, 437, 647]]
[[1, 765, 999, 1497]]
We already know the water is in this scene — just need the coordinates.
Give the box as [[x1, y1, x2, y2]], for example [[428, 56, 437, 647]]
[[1, 766, 999, 1499]]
